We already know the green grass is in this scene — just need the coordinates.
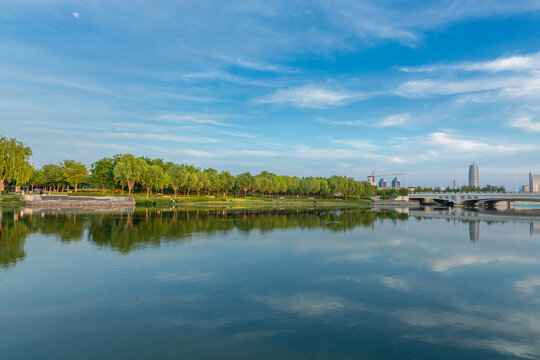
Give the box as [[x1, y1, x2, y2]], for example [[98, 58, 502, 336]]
[[25, 189, 372, 209], [0, 194, 25, 208]]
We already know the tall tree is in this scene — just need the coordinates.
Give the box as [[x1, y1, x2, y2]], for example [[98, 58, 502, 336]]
[[28, 168, 43, 192], [0, 136, 32, 196], [235, 172, 252, 197], [219, 171, 234, 197], [91, 157, 114, 194], [62, 160, 88, 193], [113, 154, 147, 196], [167, 164, 185, 198], [141, 165, 163, 199]]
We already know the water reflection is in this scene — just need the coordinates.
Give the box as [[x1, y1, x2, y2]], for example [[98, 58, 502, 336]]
[[1, 207, 407, 269], [3, 207, 540, 270]]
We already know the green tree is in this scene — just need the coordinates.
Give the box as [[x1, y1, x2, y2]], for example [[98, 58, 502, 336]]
[[41, 164, 63, 192], [203, 168, 220, 196], [91, 157, 115, 194], [167, 164, 185, 197], [0, 137, 32, 196], [219, 171, 234, 197], [113, 154, 147, 196], [235, 172, 252, 197], [142, 165, 164, 199], [28, 168, 43, 192], [62, 160, 88, 193], [185, 171, 199, 196]]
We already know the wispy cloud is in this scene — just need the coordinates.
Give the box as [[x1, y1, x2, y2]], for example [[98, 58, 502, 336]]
[[426, 130, 538, 154], [257, 84, 365, 108], [316, 117, 364, 126], [378, 113, 410, 127], [155, 113, 230, 126], [330, 139, 378, 149], [234, 58, 296, 73], [510, 116, 540, 132], [401, 52, 540, 73]]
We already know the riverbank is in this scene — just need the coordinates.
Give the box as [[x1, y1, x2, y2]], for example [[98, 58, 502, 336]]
[[0, 194, 26, 208], [2, 192, 371, 209]]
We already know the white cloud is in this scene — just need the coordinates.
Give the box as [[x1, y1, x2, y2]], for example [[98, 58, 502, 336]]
[[394, 77, 521, 98], [181, 70, 270, 86], [235, 58, 295, 73], [113, 132, 219, 144], [257, 84, 365, 108], [401, 52, 540, 73], [510, 116, 540, 132], [330, 139, 378, 149], [155, 113, 229, 126], [379, 113, 410, 127], [426, 130, 538, 154], [316, 117, 364, 126], [72, 12, 79, 18]]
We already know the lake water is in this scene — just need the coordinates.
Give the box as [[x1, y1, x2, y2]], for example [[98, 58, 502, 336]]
[[2, 207, 540, 359]]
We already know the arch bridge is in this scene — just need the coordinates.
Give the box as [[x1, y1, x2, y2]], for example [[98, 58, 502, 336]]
[[409, 192, 540, 207]]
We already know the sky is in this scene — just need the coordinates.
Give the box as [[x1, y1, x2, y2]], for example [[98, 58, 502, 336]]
[[1, 0, 540, 188]]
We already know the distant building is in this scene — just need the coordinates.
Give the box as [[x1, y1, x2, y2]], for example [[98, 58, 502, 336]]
[[522, 185, 530, 193], [530, 173, 540, 193], [391, 177, 400, 189], [378, 178, 387, 188], [469, 162, 479, 188]]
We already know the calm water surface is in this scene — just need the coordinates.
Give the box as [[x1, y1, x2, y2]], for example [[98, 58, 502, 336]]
[[2, 207, 540, 359]]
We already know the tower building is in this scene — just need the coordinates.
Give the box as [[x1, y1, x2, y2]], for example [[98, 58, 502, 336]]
[[469, 163, 479, 188], [530, 173, 540, 193]]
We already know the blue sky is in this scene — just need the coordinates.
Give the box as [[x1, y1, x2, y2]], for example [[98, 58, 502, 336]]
[[2, 0, 540, 188]]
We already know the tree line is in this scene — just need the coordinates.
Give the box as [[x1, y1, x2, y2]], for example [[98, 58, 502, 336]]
[[1, 137, 378, 199]]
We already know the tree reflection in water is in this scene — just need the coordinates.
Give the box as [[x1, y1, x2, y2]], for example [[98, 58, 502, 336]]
[[0, 208, 408, 269]]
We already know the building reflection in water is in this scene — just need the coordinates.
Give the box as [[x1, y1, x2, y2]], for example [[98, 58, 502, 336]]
[[531, 221, 540, 236], [469, 221, 480, 243]]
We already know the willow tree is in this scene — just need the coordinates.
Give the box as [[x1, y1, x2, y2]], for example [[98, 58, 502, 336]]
[[235, 172, 252, 197], [142, 165, 163, 199], [166, 164, 184, 197], [0, 136, 32, 196], [219, 171, 234, 197], [113, 154, 147, 196], [90, 157, 114, 194]]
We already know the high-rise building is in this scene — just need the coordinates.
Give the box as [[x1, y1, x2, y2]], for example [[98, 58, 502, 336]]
[[529, 173, 540, 193], [469, 162, 479, 188], [391, 177, 400, 189], [378, 178, 387, 189]]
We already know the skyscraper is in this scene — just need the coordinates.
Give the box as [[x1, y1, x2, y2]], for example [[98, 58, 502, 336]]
[[530, 173, 540, 193], [391, 177, 400, 189], [469, 162, 479, 188], [378, 178, 387, 189]]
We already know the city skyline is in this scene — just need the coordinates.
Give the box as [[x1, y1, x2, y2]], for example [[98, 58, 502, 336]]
[[2, 1, 540, 189]]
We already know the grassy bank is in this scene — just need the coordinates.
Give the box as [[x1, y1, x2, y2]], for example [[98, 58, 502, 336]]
[[136, 197, 371, 209], [0, 194, 25, 208], [10, 190, 372, 209]]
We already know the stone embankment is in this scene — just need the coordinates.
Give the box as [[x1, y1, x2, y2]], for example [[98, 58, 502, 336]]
[[23, 194, 135, 209]]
